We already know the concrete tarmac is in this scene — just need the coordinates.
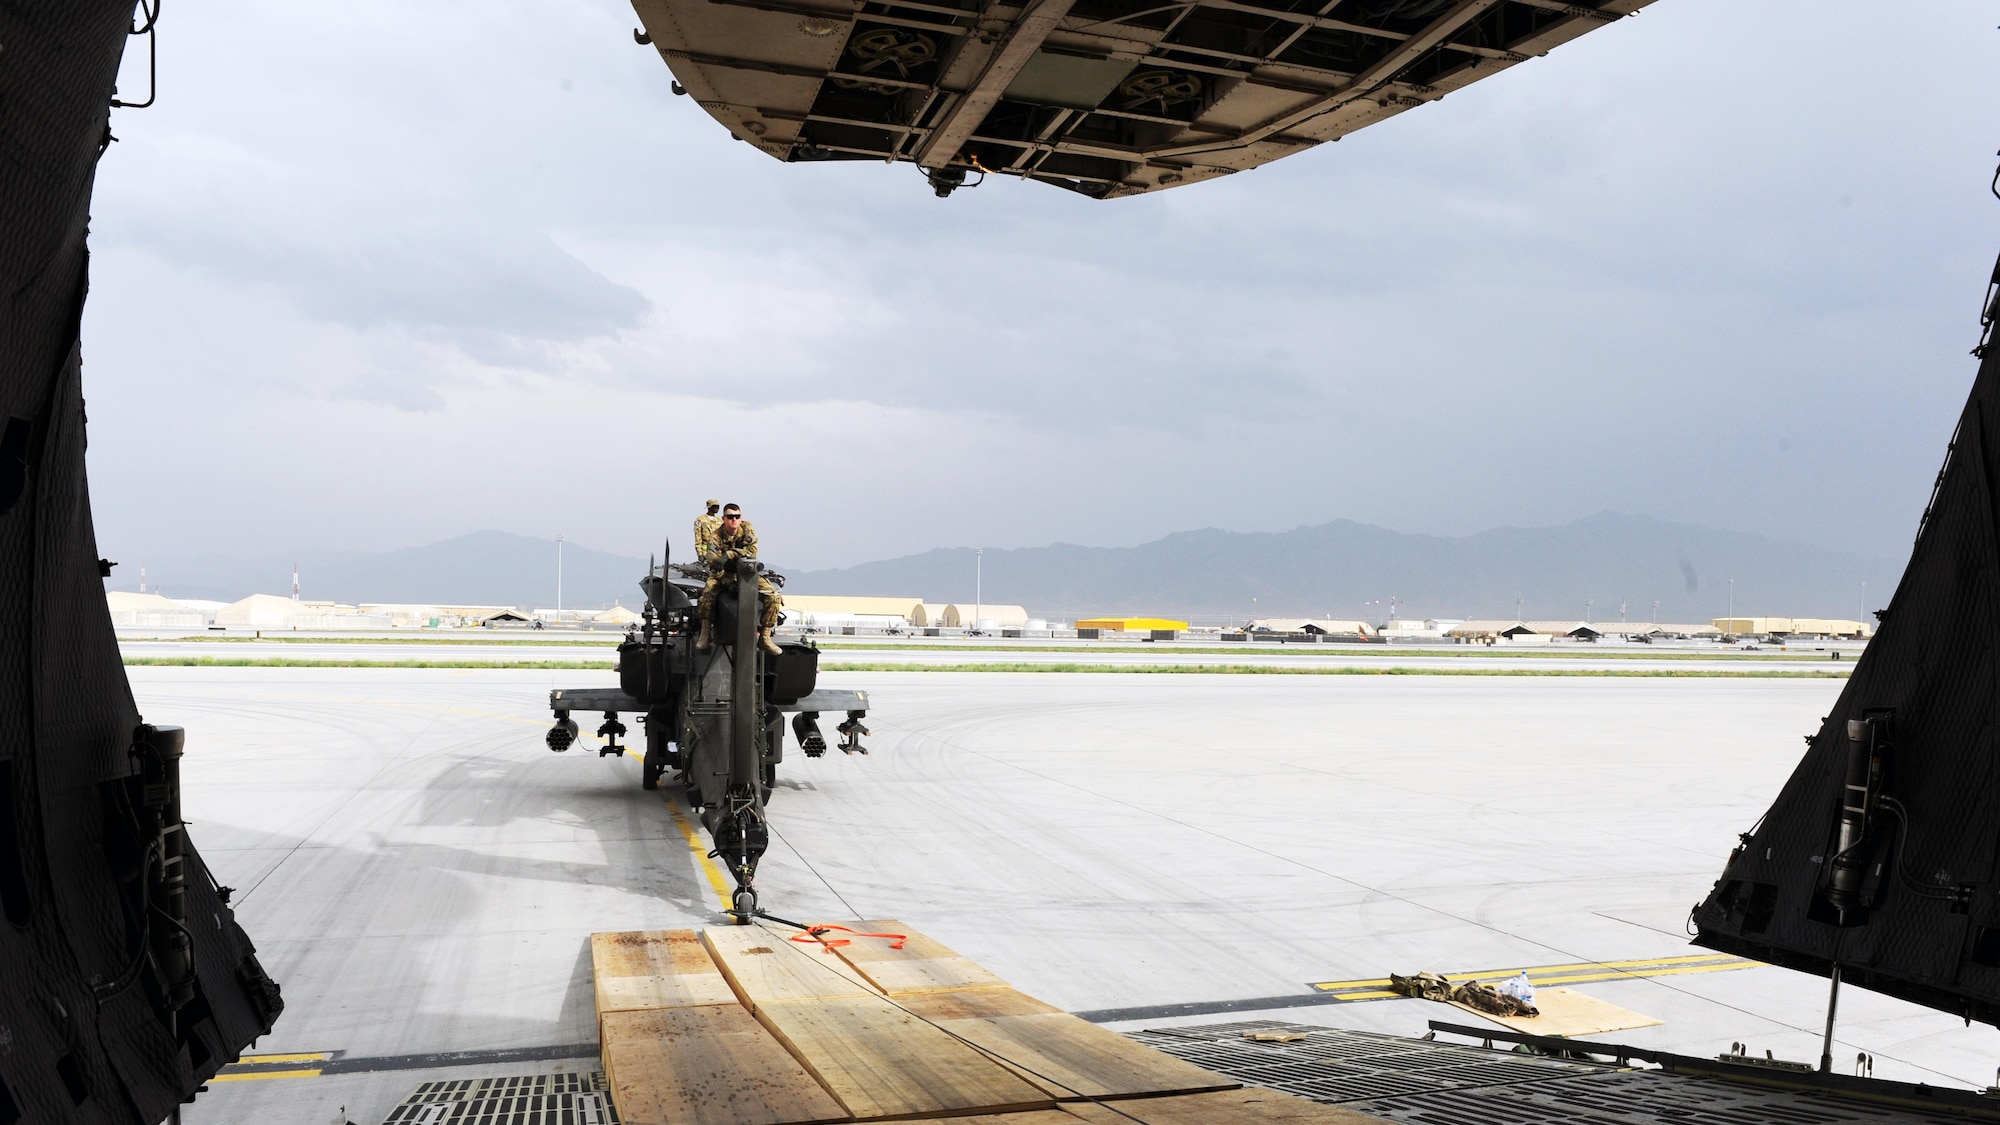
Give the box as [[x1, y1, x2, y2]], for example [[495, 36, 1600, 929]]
[[151, 666, 1997, 1124]]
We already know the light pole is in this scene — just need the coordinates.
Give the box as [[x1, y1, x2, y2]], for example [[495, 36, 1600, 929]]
[[975, 547, 983, 632], [1584, 599, 1592, 624], [557, 534, 565, 616], [1728, 577, 1734, 627]]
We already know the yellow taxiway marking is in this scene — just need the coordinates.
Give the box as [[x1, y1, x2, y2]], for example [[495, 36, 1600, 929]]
[[209, 1068, 323, 1082], [1310, 953, 1758, 998], [664, 790, 733, 910]]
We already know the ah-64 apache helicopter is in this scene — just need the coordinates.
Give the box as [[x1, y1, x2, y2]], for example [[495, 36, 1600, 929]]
[[545, 546, 871, 920]]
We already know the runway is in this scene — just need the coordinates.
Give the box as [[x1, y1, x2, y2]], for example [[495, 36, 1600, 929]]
[[151, 665, 1990, 1124]]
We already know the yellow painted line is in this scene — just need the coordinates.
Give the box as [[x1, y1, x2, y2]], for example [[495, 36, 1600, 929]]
[[1310, 955, 1758, 996], [1312, 953, 1749, 989], [209, 1068, 323, 1082], [1507, 960, 1753, 984], [235, 1052, 332, 1063], [664, 791, 733, 910], [1554, 961, 1761, 983]]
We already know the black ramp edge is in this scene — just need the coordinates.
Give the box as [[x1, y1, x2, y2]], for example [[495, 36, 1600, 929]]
[[0, 5, 283, 1123], [1690, 259, 2000, 1027]]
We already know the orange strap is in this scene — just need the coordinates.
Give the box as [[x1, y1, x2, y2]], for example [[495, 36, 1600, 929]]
[[790, 923, 907, 951]]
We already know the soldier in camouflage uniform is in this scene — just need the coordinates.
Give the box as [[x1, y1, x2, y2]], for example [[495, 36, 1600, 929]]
[[692, 498, 722, 562], [696, 503, 782, 655]]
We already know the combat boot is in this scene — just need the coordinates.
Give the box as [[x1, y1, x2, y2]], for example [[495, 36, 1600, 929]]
[[696, 620, 713, 652], [759, 630, 782, 656]]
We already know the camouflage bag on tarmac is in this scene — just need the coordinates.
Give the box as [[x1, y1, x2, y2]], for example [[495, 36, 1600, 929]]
[[1390, 971, 1455, 1002], [1450, 981, 1539, 1018]]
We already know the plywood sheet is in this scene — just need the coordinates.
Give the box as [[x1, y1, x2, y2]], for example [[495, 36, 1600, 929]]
[[1060, 1088, 1391, 1123], [1448, 986, 1663, 1037], [755, 994, 1053, 1119], [702, 925, 879, 1007], [818, 918, 1009, 994], [592, 930, 738, 1016], [600, 1005, 848, 1125]]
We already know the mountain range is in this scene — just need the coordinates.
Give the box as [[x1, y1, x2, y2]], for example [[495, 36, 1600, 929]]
[[106, 514, 1904, 622], [784, 512, 1901, 623]]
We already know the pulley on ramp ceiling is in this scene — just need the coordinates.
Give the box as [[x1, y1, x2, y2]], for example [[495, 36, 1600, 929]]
[[627, 0, 1652, 197]]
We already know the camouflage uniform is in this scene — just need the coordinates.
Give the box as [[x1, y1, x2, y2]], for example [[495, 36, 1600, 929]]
[[693, 500, 723, 563], [698, 518, 782, 633]]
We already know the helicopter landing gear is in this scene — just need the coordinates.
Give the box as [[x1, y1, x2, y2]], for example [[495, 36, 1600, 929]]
[[713, 794, 768, 924], [837, 712, 870, 754], [596, 713, 627, 757]]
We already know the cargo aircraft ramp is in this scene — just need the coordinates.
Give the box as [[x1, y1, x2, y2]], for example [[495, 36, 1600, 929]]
[[631, 0, 1653, 197]]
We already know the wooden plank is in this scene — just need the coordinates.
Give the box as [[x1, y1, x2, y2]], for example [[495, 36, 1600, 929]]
[[904, 1104, 1088, 1112], [1059, 1088, 1392, 1123], [703, 925, 880, 1007], [592, 930, 739, 1016], [898, 988, 1060, 1021], [895, 1001, 1240, 1101], [754, 994, 1054, 1119], [1447, 986, 1663, 1037], [600, 1005, 849, 1125], [815, 918, 1009, 994]]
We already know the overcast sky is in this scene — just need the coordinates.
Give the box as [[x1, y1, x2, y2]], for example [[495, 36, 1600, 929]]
[[81, 0, 2000, 573]]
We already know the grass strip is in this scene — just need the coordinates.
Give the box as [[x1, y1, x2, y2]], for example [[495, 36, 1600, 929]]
[[819, 661, 1848, 678], [124, 634, 619, 646], [123, 636, 1851, 662], [123, 657, 615, 670], [815, 642, 1846, 661], [118, 657, 1849, 679]]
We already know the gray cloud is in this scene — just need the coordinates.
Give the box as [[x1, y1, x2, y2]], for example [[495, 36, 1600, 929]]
[[75, 0, 2000, 569]]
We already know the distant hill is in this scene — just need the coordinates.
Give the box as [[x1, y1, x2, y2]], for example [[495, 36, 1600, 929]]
[[784, 512, 1903, 623], [105, 530, 650, 609], [106, 514, 1905, 622]]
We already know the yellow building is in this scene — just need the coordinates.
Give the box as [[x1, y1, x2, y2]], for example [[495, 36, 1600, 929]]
[[1074, 616, 1190, 632]]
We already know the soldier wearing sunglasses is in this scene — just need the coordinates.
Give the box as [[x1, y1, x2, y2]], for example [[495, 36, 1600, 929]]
[[696, 503, 783, 655]]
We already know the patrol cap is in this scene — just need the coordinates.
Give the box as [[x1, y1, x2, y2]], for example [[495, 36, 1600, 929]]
[[705, 498, 719, 507]]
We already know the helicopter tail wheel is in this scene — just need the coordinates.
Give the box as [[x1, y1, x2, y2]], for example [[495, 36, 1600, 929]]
[[732, 886, 758, 921]]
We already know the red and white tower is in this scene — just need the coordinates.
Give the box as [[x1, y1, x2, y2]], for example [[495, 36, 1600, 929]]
[[291, 563, 300, 601]]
